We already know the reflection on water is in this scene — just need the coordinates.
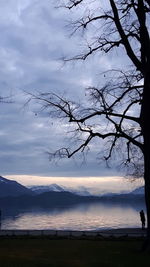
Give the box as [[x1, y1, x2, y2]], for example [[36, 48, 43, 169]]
[[1, 202, 146, 230]]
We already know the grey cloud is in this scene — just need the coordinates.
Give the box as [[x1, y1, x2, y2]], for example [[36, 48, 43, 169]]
[[0, 0, 122, 177]]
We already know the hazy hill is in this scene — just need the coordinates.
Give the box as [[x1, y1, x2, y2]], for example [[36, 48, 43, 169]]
[[0, 176, 145, 208], [0, 176, 33, 197], [131, 186, 144, 195], [29, 184, 91, 196], [0, 191, 100, 208], [29, 184, 65, 194], [0, 188, 145, 209], [29, 184, 144, 197]]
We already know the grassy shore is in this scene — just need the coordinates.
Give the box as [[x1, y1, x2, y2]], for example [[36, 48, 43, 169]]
[[0, 238, 149, 267]]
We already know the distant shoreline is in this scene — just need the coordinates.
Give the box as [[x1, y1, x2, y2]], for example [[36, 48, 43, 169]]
[[0, 228, 147, 238]]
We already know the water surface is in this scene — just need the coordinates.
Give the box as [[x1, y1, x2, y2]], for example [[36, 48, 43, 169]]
[[1, 201, 146, 230]]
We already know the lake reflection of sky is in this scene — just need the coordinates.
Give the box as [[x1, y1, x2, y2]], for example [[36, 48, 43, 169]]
[[1, 202, 146, 230]]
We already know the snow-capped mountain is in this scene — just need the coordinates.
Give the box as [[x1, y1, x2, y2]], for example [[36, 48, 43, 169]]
[[29, 184, 65, 194], [29, 183, 145, 198], [29, 184, 91, 196], [0, 176, 33, 197]]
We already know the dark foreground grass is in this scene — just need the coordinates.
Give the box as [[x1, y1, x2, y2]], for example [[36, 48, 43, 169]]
[[0, 238, 149, 267]]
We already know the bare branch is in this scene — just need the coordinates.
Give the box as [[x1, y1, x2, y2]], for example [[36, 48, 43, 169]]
[[109, 0, 143, 72]]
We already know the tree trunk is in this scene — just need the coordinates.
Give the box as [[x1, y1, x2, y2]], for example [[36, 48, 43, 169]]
[[143, 155, 150, 250], [141, 69, 150, 250]]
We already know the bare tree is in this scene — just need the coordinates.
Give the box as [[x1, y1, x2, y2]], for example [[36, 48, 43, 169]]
[[30, 0, 150, 248]]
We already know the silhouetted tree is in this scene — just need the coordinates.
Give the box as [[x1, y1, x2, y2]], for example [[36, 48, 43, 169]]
[[30, 0, 150, 248]]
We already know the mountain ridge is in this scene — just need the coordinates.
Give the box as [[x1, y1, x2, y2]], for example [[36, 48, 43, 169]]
[[29, 184, 91, 196], [0, 175, 33, 197], [28, 184, 145, 197], [0, 176, 145, 208], [0, 186, 145, 209]]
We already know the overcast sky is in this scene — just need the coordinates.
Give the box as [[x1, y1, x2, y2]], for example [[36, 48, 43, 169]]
[[0, 0, 139, 189]]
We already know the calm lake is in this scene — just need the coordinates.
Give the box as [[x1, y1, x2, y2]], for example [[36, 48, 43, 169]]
[[1, 201, 146, 230]]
